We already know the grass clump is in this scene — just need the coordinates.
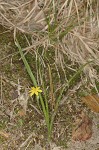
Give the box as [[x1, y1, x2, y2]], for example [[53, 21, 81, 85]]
[[15, 39, 94, 140]]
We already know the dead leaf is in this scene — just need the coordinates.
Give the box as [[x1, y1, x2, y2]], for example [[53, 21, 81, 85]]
[[82, 95, 99, 113], [17, 109, 26, 117], [72, 111, 92, 141], [0, 131, 10, 138]]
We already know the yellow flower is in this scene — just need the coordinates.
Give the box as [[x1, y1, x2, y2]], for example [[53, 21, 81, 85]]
[[29, 86, 42, 96]]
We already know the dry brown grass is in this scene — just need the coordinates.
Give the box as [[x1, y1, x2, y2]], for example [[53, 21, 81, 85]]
[[0, 0, 98, 92]]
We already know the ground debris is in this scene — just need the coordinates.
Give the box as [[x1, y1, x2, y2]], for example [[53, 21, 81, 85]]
[[72, 111, 92, 141], [67, 113, 99, 150]]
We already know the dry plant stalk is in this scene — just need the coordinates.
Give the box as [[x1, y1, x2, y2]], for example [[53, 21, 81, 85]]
[[0, 0, 46, 33]]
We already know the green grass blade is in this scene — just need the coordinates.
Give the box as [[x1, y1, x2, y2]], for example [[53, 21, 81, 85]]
[[15, 39, 50, 138], [15, 39, 37, 87]]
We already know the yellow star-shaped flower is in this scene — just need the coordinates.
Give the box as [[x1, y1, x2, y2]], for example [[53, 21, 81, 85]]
[[29, 86, 42, 96]]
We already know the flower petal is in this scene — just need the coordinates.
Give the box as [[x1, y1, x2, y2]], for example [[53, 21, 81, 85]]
[[35, 91, 38, 96], [38, 89, 42, 93], [30, 92, 33, 97], [37, 87, 40, 89], [29, 86, 42, 96]]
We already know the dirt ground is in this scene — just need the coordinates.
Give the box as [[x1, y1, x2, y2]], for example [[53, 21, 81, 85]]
[[0, 26, 99, 150]]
